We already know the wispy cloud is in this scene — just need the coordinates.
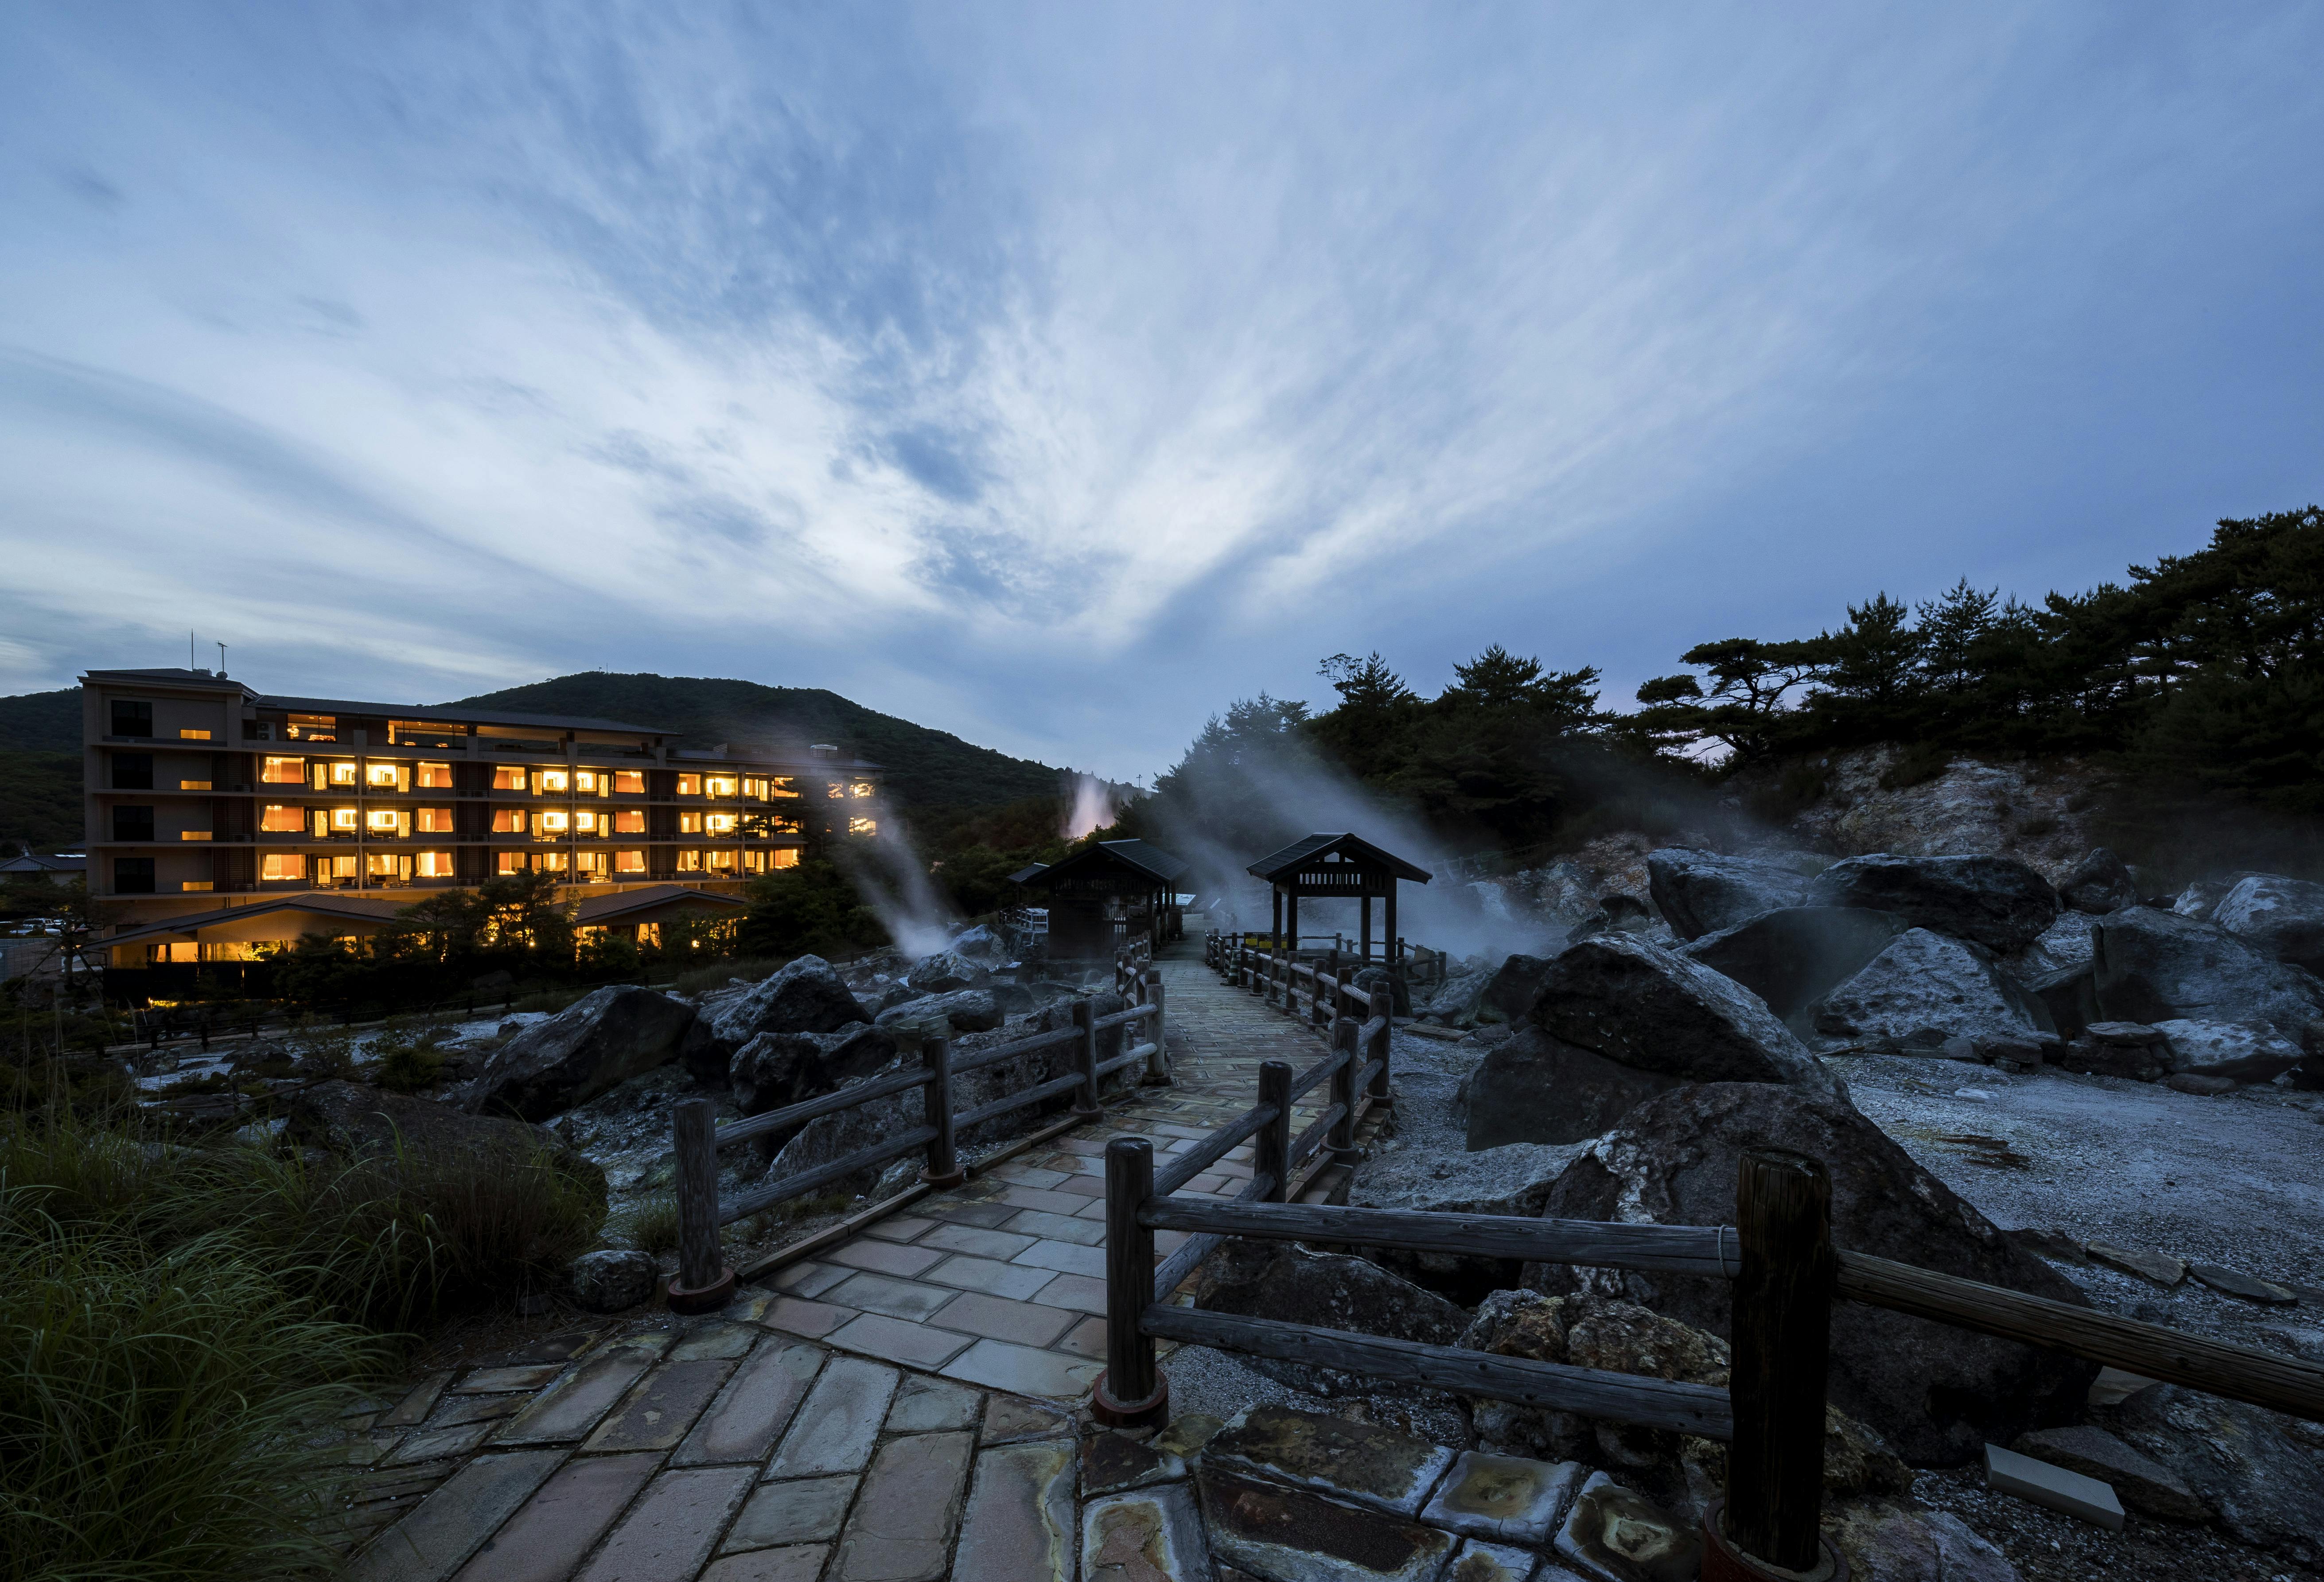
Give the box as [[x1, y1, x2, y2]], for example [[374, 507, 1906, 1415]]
[[0, 4, 2318, 776]]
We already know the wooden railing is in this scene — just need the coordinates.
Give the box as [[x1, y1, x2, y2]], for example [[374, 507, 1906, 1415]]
[[1098, 1098, 2324, 1575], [667, 945, 1165, 1310]]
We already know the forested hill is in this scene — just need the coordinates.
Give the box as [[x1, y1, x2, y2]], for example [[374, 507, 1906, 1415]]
[[0, 689, 82, 850], [452, 673, 1062, 809]]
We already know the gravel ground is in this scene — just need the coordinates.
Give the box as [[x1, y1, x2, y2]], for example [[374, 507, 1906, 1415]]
[[1910, 1465, 2320, 1582]]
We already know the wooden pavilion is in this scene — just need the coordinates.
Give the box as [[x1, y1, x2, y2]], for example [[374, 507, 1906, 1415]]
[[1024, 840, 1188, 960], [1246, 832, 1431, 964]]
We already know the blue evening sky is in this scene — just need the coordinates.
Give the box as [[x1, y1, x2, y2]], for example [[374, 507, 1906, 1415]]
[[3, 4, 2318, 780]]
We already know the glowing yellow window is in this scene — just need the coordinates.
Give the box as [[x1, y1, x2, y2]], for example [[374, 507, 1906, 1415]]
[[416, 851, 456, 878], [677, 774, 702, 796], [496, 851, 522, 875], [614, 770, 644, 794], [705, 774, 738, 797], [677, 849, 703, 871], [576, 850, 607, 874], [261, 757, 304, 785], [705, 812, 736, 835], [575, 809, 599, 834], [613, 809, 646, 834], [180, 880, 214, 892], [416, 807, 455, 833], [537, 769, 569, 793], [366, 762, 399, 787], [178, 728, 211, 740], [493, 766, 527, 790], [615, 849, 646, 873], [490, 808, 524, 833], [849, 817, 877, 836], [742, 777, 766, 799], [326, 761, 357, 785], [261, 853, 307, 881], [534, 851, 569, 872], [850, 782, 875, 798], [180, 779, 212, 791], [366, 809, 400, 832], [331, 807, 359, 831], [575, 770, 598, 793], [677, 812, 703, 834], [768, 847, 800, 870], [827, 782, 845, 799], [767, 778, 798, 799], [538, 810, 570, 833], [366, 852, 404, 877], [179, 829, 212, 841], [417, 762, 454, 789], [260, 805, 304, 832], [704, 848, 736, 871]]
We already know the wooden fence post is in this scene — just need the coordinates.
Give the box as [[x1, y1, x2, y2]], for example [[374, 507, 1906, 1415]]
[[1257, 1059, 1292, 1202], [1095, 1136, 1168, 1427], [919, 1036, 965, 1187], [1329, 1017, 1359, 1155], [1721, 1149, 1836, 1574], [1144, 969, 1168, 1083], [1367, 989, 1393, 1102], [1324, 948, 1340, 1027], [668, 1098, 736, 1312], [1071, 999, 1103, 1118]]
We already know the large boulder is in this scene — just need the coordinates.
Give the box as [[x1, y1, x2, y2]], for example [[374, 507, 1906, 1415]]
[[1421, 962, 1496, 1027], [1193, 1240, 1468, 1398], [730, 1022, 900, 1119], [564, 1248, 658, 1313], [284, 1080, 605, 1210], [2212, 874, 2324, 973], [1525, 1083, 2094, 1464], [461, 986, 706, 1121], [1810, 929, 2053, 1051], [873, 988, 1004, 1042], [1530, 937, 1833, 1090], [1647, 849, 1812, 941], [757, 1058, 920, 1199], [2151, 1019, 2305, 1084], [2057, 847, 2140, 915], [1806, 854, 2059, 954], [2102, 1384, 2324, 1553], [2091, 907, 2324, 1037], [905, 950, 990, 995], [2172, 874, 2258, 923], [704, 955, 868, 1061], [1682, 907, 1911, 1027], [1464, 1027, 1690, 1149], [947, 924, 1007, 962], [1474, 954, 1555, 1025]]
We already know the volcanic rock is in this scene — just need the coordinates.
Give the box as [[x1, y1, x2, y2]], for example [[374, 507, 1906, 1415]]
[[729, 1022, 900, 1119], [1463, 1027, 1688, 1148], [1810, 928, 2053, 1051], [2212, 874, 2324, 973], [1529, 936, 1832, 1091], [947, 924, 1007, 961], [1645, 848, 1811, 941], [1193, 1240, 1468, 1398], [1806, 853, 2060, 954], [905, 949, 990, 995], [2057, 847, 2140, 915], [284, 1080, 606, 1209], [703, 955, 868, 1059], [1472, 954, 1555, 1026], [2102, 1384, 2324, 1552], [2090, 907, 2324, 1037], [874, 988, 1004, 1041], [1525, 1083, 2094, 1464], [1822, 1499, 2023, 1582], [457, 985, 706, 1121], [1682, 906, 1912, 1027], [2011, 1425, 2206, 1523], [2151, 1019, 2305, 1084], [564, 1248, 658, 1314]]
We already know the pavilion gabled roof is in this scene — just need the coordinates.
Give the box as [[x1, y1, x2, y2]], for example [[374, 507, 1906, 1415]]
[[1247, 832, 1432, 884], [1028, 839, 1188, 889]]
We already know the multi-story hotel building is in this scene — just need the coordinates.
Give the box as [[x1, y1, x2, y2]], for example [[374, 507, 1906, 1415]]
[[82, 667, 882, 979]]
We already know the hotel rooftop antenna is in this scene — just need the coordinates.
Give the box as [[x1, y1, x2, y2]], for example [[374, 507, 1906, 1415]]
[[217, 641, 227, 677]]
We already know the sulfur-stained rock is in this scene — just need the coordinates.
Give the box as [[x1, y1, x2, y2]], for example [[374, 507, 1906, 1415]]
[[2212, 874, 2324, 973], [1199, 1405, 1454, 1517], [1528, 936, 1834, 1092], [1681, 906, 1911, 1027], [462, 985, 707, 1119], [1198, 1466, 1455, 1582], [1810, 928, 2053, 1051], [1822, 1498, 2022, 1582], [2102, 1384, 2324, 1551], [1418, 1450, 1584, 1546], [705, 955, 869, 1060], [1552, 1472, 1699, 1582], [2151, 1018, 2305, 1084], [2090, 907, 2324, 1039]]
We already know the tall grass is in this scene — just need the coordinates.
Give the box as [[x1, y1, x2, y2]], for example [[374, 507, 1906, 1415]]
[[0, 1106, 605, 1578]]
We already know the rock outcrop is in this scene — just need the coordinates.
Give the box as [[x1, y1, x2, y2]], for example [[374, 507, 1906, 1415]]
[[1463, 1027, 1693, 1149], [1193, 1240, 1468, 1397], [2102, 1384, 2324, 1553], [1528, 937, 1832, 1091], [461, 985, 707, 1121], [875, 988, 1005, 1041], [2212, 874, 2324, 974], [1810, 928, 2052, 1051], [2056, 847, 2140, 914], [2090, 907, 2324, 1037], [2151, 1019, 2305, 1084], [1646, 849, 1811, 941], [703, 955, 869, 1067], [1806, 854, 2059, 955], [905, 949, 991, 995], [1525, 1083, 2094, 1464], [1681, 906, 1910, 1027], [730, 1022, 900, 1119], [564, 1248, 658, 1313]]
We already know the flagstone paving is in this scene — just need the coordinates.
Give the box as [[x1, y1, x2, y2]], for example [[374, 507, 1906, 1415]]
[[347, 934, 1362, 1580]]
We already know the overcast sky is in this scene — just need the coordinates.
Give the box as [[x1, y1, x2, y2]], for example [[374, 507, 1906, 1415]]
[[4, 4, 2319, 780]]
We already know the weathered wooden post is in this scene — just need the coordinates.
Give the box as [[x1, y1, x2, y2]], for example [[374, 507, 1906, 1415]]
[[1714, 1149, 1837, 1578], [1071, 999, 1103, 1118], [1256, 1059, 1292, 1202], [668, 1098, 736, 1312], [1095, 1136, 1168, 1427], [1367, 988, 1393, 1103], [1329, 1017, 1359, 1155], [919, 1036, 965, 1187], [1143, 968, 1168, 1083], [1323, 947, 1340, 1027]]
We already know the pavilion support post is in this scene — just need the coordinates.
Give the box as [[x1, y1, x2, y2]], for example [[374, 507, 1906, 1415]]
[[1385, 886, 1398, 968], [1329, 1017, 1359, 1155], [1271, 886, 1283, 948], [1360, 894, 1372, 964], [1286, 891, 1300, 955]]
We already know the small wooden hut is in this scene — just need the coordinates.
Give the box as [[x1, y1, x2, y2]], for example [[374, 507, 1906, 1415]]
[[1246, 832, 1431, 963], [1025, 840, 1188, 960]]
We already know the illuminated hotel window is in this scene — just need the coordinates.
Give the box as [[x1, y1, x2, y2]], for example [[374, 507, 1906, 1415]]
[[741, 777, 766, 799], [261, 853, 306, 881], [769, 847, 800, 870], [677, 849, 703, 871], [493, 766, 528, 791], [849, 817, 878, 837], [178, 728, 211, 740], [285, 713, 336, 741], [537, 769, 569, 793], [537, 810, 570, 834], [326, 854, 357, 880], [417, 762, 455, 789], [331, 807, 359, 831], [180, 829, 212, 841], [826, 782, 846, 799], [366, 762, 399, 787], [705, 813, 737, 835], [849, 782, 875, 798], [705, 848, 736, 872], [328, 761, 358, 785], [576, 850, 608, 874], [613, 809, 645, 834], [309, 809, 331, 839], [366, 852, 404, 878], [575, 769, 599, 793], [575, 809, 599, 834], [416, 807, 455, 832], [705, 774, 738, 797], [614, 770, 645, 794], [261, 757, 304, 785], [678, 812, 703, 834], [615, 849, 646, 873], [496, 851, 522, 875], [533, 851, 569, 873], [676, 774, 702, 796], [181, 880, 214, 892], [367, 809, 400, 832], [180, 778, 212, 791], [769, 777, 798, 798], [416, 851, 456, 878], [260, 805, 304, 832], [491, 809, 525, 833]]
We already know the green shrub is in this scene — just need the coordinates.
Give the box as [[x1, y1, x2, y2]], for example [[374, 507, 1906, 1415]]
[[621, 1194, 682, 1259], [1877, 741, 1952, 791]]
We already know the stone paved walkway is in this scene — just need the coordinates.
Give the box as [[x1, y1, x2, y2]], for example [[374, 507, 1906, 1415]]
[[347, 934, 1351, 1581]]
